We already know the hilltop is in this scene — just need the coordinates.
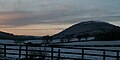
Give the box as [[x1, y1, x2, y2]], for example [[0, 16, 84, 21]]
[[53, 21, 120, 40]]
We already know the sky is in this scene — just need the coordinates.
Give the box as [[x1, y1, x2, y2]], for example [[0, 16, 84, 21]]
[[0, 0, 120, 36]]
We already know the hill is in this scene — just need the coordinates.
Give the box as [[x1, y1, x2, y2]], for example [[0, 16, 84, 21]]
[[0, 31, 41, 40], [53, 21, 120, 40]]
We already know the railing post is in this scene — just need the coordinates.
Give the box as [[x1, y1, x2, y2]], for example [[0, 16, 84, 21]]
[[103, 51, 106, 60], [117, 51, 119, 60], [19, 45, 22, 59], [4, 45, 6, 57], [51, 46, 53, 60], [82, 48, 84, 59], [26, 44, 28, 59], [58, 49, 60, 60]]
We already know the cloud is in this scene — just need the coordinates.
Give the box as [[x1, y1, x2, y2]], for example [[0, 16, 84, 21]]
[[0, 11, 120, 28], [0, 0, 120, 28]]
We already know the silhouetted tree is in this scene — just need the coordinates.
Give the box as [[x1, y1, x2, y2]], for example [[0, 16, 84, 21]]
[[60, 37, 65, 43], [65, 34, 74, 42], [82, 33, 89, 41], [42, 35, 53, 43], [76, 35, 82, 41]]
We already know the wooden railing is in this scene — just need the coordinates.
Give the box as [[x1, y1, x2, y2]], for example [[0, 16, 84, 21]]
[[0, 43, 120, 60]]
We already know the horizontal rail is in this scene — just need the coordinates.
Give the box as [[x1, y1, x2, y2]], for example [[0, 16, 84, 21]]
[[0, 43, 120, 52], [52, 45, 120, 47]]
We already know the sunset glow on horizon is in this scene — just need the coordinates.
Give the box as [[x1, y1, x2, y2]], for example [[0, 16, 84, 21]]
[[0, 24, 71, 36], [0, 29, 62, 36]]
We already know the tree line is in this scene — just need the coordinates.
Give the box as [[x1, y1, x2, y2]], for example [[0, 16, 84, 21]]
[[41, 29, 120, 43]]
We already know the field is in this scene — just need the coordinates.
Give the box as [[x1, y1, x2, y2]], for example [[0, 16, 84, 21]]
[[0, 39, 120, 60]]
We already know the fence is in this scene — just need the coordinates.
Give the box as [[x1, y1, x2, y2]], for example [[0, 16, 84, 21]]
[[0, 43, 120, 60]]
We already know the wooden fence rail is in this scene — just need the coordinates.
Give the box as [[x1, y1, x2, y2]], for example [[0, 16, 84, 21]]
[[0, 43, 119, 60]]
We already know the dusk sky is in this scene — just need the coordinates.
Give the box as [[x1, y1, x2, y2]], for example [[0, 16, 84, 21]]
[[0, 0, 120, 36]]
